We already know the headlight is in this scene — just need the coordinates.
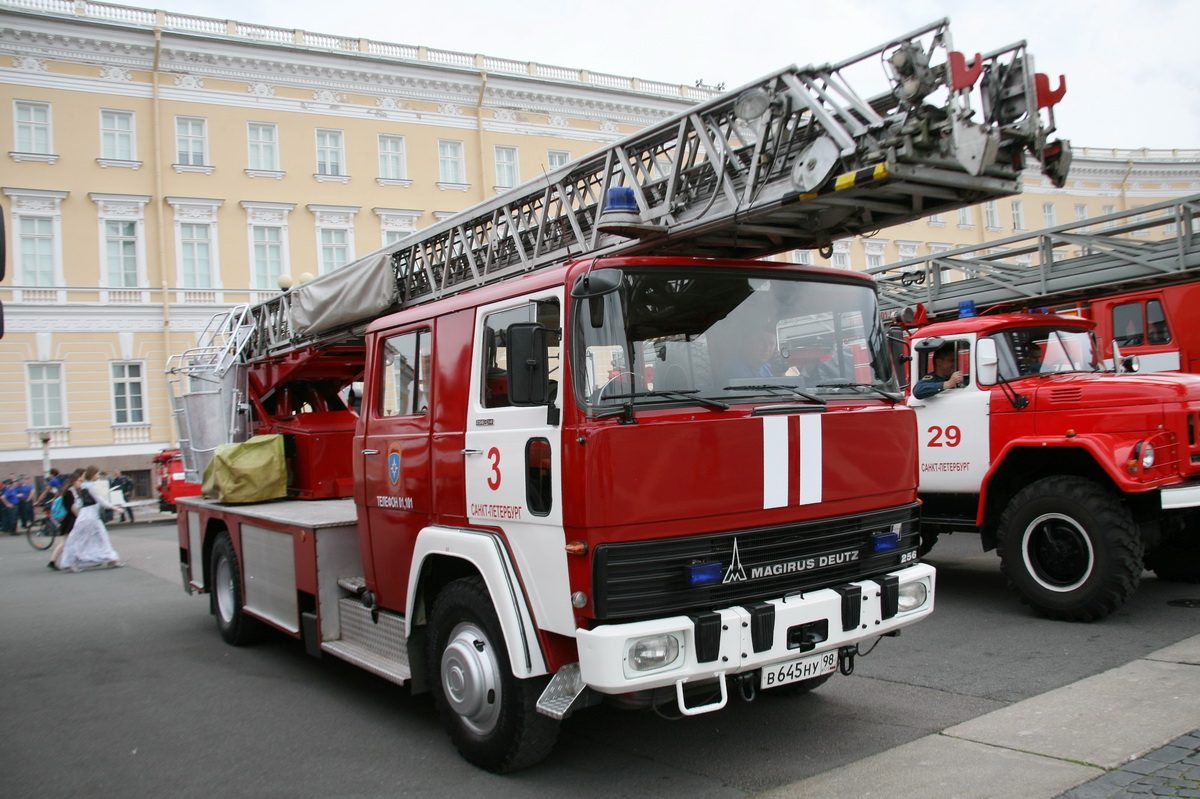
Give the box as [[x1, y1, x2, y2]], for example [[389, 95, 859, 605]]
[[627, 634, 682, 672], [1141, 442, 1156, 469], [897, 581, 929, 613]]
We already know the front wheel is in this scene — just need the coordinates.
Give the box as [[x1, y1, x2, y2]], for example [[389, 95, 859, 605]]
[[27, 517, 57, 551], [427, 576, 559, 772], [996, 476, 1142, 622], [211, 532, 264, 646]]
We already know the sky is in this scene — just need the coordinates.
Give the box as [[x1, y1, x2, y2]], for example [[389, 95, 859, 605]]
[[176, 0, 1197, 151]]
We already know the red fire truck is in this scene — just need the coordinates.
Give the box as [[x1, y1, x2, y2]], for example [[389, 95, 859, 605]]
[[153, 449, 203, 512], [870, 197, 1200, 622], [167, 21, 1067, 771]]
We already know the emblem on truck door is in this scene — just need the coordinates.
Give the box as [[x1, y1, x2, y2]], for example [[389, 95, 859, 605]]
[[388, 442, 402, 486]]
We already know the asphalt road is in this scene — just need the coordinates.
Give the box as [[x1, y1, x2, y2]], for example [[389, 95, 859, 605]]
[[2, 523, 1199, 798]]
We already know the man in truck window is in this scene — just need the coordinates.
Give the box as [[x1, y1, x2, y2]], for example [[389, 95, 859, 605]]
[[913, 343, 964, 399]]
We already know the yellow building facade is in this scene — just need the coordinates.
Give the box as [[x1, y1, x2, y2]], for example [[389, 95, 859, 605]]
[[2, 1, 1199, 493]]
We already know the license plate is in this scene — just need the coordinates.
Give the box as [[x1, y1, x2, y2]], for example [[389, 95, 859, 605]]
[[760, 650, 838, 689]]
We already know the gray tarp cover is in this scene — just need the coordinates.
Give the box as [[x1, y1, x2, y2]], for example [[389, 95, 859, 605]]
[[289, 251, 397, 336]]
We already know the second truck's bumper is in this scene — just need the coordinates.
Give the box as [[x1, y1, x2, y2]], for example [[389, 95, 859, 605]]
[[575, 563, 935, 694]]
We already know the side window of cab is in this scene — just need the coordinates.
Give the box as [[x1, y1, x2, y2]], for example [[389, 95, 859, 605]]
[[378, 329, 430, 416]]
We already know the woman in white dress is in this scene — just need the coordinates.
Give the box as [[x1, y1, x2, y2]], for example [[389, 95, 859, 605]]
[[58, 465, 123, 572]]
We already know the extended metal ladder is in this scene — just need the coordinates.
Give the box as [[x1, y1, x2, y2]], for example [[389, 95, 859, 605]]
[[866, 193, 1200, 319], [231, 17, 1067, 362]]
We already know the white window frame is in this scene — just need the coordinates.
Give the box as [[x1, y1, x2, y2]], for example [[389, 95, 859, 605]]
[[1043, 202, 1058, 228], [376, 207, 421, 248], [1011, 200, 1025, 231], [377, 134, 411, 186], [12, 100, 56, 162], [166, 196, 224, 302], [1102, 204, 1117, 230], [437, 139, 469, 190], [174, 116, 212, 173], [27, 362, 67, 430], [3, 188, 68, 300], [98, 109, 139, 168], [863, 238, 888, 269], [315, 128, 348, 182], [111, 361, 147, 426], [494, 145, 519, 191], [547, 150, 570, 170], [830, 240, 851, 269], [241, 201, 295, 297], [308, 204, 360, 275], [927, 212, 944, 227], [984, 201, 1000, 230], [90, 193, 151, 301], [957, 206, 974, 229], [247, 121, 282, 177]]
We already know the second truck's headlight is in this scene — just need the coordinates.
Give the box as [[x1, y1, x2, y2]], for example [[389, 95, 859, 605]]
[[627, 634, 682, 672]]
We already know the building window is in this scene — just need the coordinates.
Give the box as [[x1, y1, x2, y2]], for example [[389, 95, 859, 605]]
[[252, 225, 284, 288], [248, 122, 279, 171], [927, 212, 944, 227], [180, 223, 214, 288], [1102, 204, 1117, 230], [28, 363, 65, 429], [438, 140, 466, 184], [957, 206, 974, 228], [104, 220, 139, 288], [316, 128, 345, 176], [320, 228, 349, 274], [378, 134, 407, 180], [1074, 203, 1089, 222], [100, 109, 135, 160], [984, 201, 999, 229], [14, 100, 52, 155], [175, 116, 207, 165], [495, 145, 519, 189], [17, 216, 55, 286], [1012, 200, 1025, 230], [547, 150, 570, 169], [1043, 202, 1057, 228], [112, 362, 145, 425]]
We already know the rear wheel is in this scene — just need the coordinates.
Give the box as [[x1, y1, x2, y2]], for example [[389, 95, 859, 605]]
[[27, 517, 57, 551], [428, 576, 559, 772], [996, 476, 1142, 622], [211, 532, 264, 646]]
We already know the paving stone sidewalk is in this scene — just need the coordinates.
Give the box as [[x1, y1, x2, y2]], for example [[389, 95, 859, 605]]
[[1058, 731, 1200, 799]]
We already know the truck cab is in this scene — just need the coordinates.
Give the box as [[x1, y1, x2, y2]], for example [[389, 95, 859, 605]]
[[906, 311, 1200, 620]]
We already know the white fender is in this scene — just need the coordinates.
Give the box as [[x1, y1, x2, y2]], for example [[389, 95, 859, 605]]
[[407, 525, 549, 678]]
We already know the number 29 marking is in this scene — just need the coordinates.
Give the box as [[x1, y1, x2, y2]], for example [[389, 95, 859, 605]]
[[926, 425, 961, 447]]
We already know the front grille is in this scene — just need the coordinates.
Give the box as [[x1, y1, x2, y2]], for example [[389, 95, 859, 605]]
[[591, 503, 920, 622]]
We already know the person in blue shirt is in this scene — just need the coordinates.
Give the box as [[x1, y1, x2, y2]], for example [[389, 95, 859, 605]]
[[913, 343, 964, 400], [14, 476, 35, 531], [1, 480, 18, 535], [36, 468, 63, 505]]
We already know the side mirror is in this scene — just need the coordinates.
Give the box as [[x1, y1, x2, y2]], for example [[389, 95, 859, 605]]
[[887, 326, 911, 389], [507, 322, 551, 406], [572, 268, 622, 329], [976, 338, 998, 385]]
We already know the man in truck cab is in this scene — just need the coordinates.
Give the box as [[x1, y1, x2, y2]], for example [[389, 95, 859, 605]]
[[913, 342, 964, 399]]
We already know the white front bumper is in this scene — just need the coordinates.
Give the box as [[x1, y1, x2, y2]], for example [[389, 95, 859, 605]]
[[1161, 481, 1200, 510], [575, 563, 935, 694]]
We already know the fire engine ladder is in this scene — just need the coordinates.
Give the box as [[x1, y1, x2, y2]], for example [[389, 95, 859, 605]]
[[867, 193, 1200, 320], [169, 17, 1068, 477]]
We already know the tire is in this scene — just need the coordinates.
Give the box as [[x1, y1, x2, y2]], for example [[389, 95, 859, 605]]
[[427, 576, 559, 772], [27, 517, 57, 551], [764, 671, 834, 696], [996, 476, 1142, 622], [211, 532, 264, 646], [1145, 532, 1200, 583]]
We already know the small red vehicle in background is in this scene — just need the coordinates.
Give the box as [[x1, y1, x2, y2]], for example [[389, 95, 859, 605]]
[[154, 449, 202, 512]]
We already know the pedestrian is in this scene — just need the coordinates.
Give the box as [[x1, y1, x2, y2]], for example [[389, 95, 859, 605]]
[[35, 468, 63, 505], [1, 479, 17, 535], [15, 475, 35, 531], [111, 471, 135, 523], [57, 465, 123, 572], [48, 468, 85, 570]]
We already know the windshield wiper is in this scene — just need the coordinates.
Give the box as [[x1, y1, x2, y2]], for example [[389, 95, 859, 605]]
[[815, 382, 903, 402], [722, 383, 827, 406], [596, 388, 728, 412]]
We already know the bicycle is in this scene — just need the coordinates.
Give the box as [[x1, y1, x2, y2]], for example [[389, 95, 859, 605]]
[[27, 504, 59, 551]]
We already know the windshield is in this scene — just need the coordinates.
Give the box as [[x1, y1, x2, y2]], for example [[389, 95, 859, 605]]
[[572, 267, 899, 410], [990, 326, 1100, 380]]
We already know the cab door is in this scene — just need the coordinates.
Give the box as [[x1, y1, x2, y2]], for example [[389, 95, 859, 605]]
[[462, 290, 573, 635], [908, 335, 991, 493]]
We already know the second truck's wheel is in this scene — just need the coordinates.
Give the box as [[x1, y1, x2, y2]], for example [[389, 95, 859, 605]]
[[996, 476, 1143, 622], [211, 532, 264, 646], [428, 576, 559, 773]]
